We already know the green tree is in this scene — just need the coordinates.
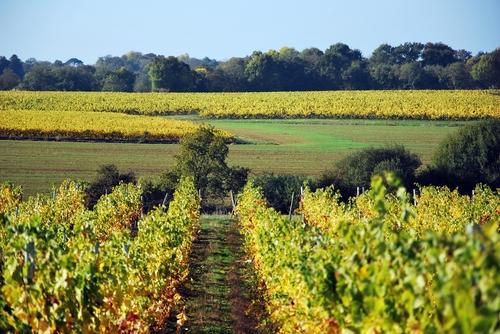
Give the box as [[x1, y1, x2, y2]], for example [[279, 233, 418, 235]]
[[422, 42, 457, 67], [133, 72, 152, 92], [177, 53, 218, 69], [21, 63, 58, 90], [213, 57, 248, 91], [394, 42, 424, 63], [253, 174, 310, 213], [148, 56, 196, 91], [428, 120, 500, 191], [369, 64, 400, 89], [85, 164, 137, 208], [398, 62, 427, 89], [370, 44, 398, 65], [470, 49, 500, 88], [244, 51, 283, 90], [173, 127, 248, 198], [156, 127, 248, 206], [8, 54, 24, 78], [443, 62, 473, 89], [102, 68, 136, 92], [95, 55, 125, 73], [298, 48, 325, 89], [0, 56, 10, 75], [277, 46, 300, 62], [54, 65, 96, 91], [422, 65, 446, 89], [319, 146, 421, 198], [319, 43, 363, 89], [0, 69, 21, 90], [341, 60, 371, 89], [64, 58, 84, 67], [454, 49, 472, 62]]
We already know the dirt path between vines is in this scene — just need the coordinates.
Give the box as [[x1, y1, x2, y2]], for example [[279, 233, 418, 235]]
[[158, 215, 269, 334]]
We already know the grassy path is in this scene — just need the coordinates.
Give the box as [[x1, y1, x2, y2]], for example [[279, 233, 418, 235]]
[[168, 215, 266, 334]]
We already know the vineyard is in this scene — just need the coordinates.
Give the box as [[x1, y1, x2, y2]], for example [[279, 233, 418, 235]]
[[0, 110, 232, 142], [0, 178, 199, 332], [236, 174, 499, 333], [1, 88, 499, 333], [1, 173, 499, 333], [1, 90, 499, 120], [2, 1, 499, 332]]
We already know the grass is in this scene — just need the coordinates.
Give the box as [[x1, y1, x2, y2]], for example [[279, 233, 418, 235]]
[[0, 118, 467, 195], [173, 215, 262, 334], [182, 217, 234, 333]]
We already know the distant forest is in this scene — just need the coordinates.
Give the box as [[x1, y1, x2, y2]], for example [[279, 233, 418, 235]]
[[1, 42, 499, 92]]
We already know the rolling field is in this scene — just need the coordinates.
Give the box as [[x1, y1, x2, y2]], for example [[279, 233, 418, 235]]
[[0, 118, 466, 195]]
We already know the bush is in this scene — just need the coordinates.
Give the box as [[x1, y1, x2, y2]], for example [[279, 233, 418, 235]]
[[420, 120, 500, 192], [85, 164, 136, 208], [318, 145, 421, 198], [140, 170, 180, 212], [252, 174, 310, 213]]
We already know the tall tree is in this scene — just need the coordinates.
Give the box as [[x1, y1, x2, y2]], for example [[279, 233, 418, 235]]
[[102, 67, 136, 92], [21, 64, 58, 90], [95, 55, 125, 73], [277, 47, 300, 62], [300, 47, 325, 89], [470, 49, 500, 88], [244, 52, 283, 91], [422, 42, 457, 67], [214, 57, 248, 91], [9, 55, 24, 78], [369, 64, 400, 89], [399, 62, 427, 89], [64, 58, 84, 67], [164, 127, 249, 201], [394, 42, 424, 64], [431, 120, 500, 191], [148, 56, 196, 91], [0, 69, 21, 90], [319, 43, 363, 89], [54, 65, 96, 91], [21, 63, 96, 91], [370, 44, 398, 65], [454, 49, 472, 62], [0, 56, 10, 75], [133, 72, 152, 92], [177, 53, 218, 69], [443, 62, 473, 89], [342, 60, 371, 89]]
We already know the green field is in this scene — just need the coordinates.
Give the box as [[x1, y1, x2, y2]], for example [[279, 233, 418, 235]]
[[0, 118, 467, 195]]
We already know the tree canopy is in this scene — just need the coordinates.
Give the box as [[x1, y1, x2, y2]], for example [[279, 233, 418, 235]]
[[424, 120, 500, 192], [1, 43, 499, 92], [318, 146, 422, 198], [145, 127, 249, 210]]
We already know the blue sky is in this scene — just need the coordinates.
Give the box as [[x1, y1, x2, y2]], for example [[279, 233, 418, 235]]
[[0, 0, 498, 64]]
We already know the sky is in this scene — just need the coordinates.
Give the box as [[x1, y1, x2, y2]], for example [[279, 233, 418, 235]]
[[0, 0, 499, 64]]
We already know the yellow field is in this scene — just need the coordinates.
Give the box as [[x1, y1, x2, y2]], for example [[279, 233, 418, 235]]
[[0, 109, 229, 142], [0, 90, 498, 119]]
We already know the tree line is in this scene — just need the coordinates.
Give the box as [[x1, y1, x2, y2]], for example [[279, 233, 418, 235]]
[[1, 42, 499, 92]]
